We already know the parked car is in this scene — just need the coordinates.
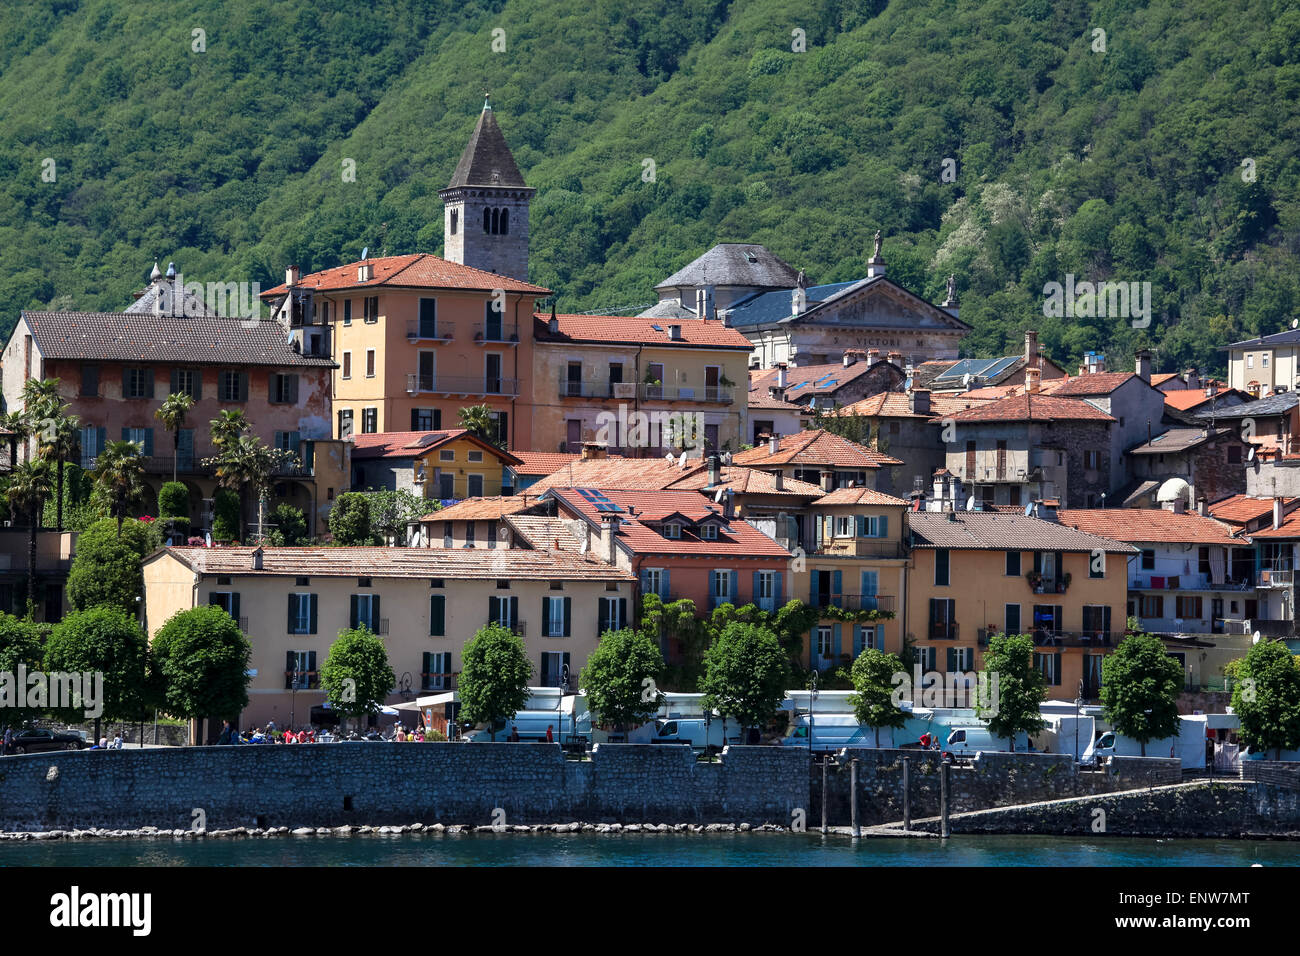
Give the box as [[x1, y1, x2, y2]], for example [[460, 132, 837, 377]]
[[9, 729, 86, 754]]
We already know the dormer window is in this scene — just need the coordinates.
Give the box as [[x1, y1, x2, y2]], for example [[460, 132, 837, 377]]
[[700, 524, 719, 541], [663, 522, 682, 540]]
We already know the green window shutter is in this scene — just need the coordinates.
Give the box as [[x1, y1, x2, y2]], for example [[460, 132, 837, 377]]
[[287, 374, 299, 404], [832, 570, 842, 600], [832, 623, 842, 659], [170, 369, 180, 394], [309, 594, 317, 635], [430, 595, 445, 636], [122, 367, 130, 396], [729, 570, 737, 605], [373, 595, 380, 630], [193, 370, 202, 400], [878, 515, 888, 538], [143, 429, 154, 457], [660, 569, 670, 600], [288, 594, 296, 633], [238, 373, 249, 402], [856, 515, 867, 537], [563, 597, 571, 636], [489, 595, 499, 624], [231, 593, 240, 621], [350, 595, 360, 630], [1053, 652, 1062, 685], [285, 652, 295, 689], [618, 599, 626, 630], [145, 368, 155, 399], [308, 651, 317, 686], [775, 572, 783, 605], [752, 572, 761, 606], [597, 599, 608, 637], [541, 597, 551, 637], [97, 427, 106, 452], [509, 596, 519, 625]]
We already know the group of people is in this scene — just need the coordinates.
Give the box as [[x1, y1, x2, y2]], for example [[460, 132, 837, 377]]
[[392, 724, 428, 742]]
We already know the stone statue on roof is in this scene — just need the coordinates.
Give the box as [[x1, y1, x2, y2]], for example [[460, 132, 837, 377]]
[[872, 230, 882, 260]]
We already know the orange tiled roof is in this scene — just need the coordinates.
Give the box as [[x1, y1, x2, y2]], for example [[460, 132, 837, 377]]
[[1163, 390, 1217, 412], [813, 487, 909, 507], [1056, 509, 1240, 545], [838, 392, 993, 418], [732, 429, 903, 469], [935, 393, 1115, 423], [528, 457, 703, 493], [534, 313, 752, 349], [351, 429, 465, 460], [1207, 495, 1299, 525], [1247, 512, 1300, 538], [262, 253, 548, 296], [550, 488, 791, 558], [509, 451, 587, 475], [418, 496, 543, 523], [155, 546, 633, 580], [665, 466, 824, 497]]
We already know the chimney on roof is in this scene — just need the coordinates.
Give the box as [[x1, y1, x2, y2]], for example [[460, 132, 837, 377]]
[[1025, 330, 1038, 368], [820, 470, 833, 493], [548, 302, 559, 334], [724, 488, 735, 520], [251, 546, 264, 571], [707, 454, 721, 488], [1169, 497, 1185, 515], [358, 261, 374, 282], [768, 385, 784, 402], [1026, 366, 1042, 394], [668, 324, 682, 341], [769, 435, 779, 455], [775, 363, 788, 389], [866, 349, 881, 367], [887, 351, 903, 366], [1136, 348, 1152, 384], [1197, 498, 1207, 516], [600, 513, 618, 564], [1274, 496, 1283, 530], [774, 470, 784, 491], [286, 265, 299, 289], [1185, 367, 1200, 390], [581, 442, 606, 461], [843, 352, 856, 368], [910, 389, 931, 414]]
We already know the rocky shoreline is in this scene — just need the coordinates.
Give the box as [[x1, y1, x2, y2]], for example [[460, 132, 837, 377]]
[[0, 821, 796, 841]]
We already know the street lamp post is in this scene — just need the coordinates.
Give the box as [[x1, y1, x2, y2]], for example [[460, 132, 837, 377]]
[[1074, 680, 1083, 762]]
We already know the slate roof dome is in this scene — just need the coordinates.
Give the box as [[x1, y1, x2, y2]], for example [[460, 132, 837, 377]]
[[655, 243, 800, 291]]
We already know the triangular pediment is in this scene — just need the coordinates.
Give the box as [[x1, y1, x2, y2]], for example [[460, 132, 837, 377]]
[[787, 277, 970, 333]]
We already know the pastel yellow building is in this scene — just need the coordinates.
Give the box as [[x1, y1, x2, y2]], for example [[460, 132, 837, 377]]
[[905, 511, 1136, 702], [142, 546, 633, 731], [534, 313, 753, 454]]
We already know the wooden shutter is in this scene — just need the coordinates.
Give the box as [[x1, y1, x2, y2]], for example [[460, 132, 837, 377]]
[[238, 373, 248, 402], [372, 595, 380, 631], [143, 429, 154, 457], [285, 651, 296, 689], [170, 369, 180, 394], [618, 598, 626, 630], [562, 597, 571, 636], [856, 514, 867, 537], [541, 597, 552, 637], [145, 368, 155, 398], [350, 594, 360, 630], [309, 594, 317, 635], [946, 647, 957, 672], [489, 595, 499, 625], [231, 592, 240, 622], [287, 374, 299, 404], [288, 594, 296, 633], [308, 651, 317, 687], [509, 596, 519, 627], [430, 595, 445, 636], [729, 570, 738, 606], [192, 370, 202, 400], [597, 598, 609, 637]]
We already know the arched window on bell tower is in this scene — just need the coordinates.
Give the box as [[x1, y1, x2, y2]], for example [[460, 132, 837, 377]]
[[450, 210, 458, 236], [500, 208, 509, 235], [483, 208, 491, 233], [491, 208, 500, 235]]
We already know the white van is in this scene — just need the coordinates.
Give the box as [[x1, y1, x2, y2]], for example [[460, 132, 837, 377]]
[[944, 726, 1025, 756], [780, 713, 888, 750], [650, 718, 743, 753]]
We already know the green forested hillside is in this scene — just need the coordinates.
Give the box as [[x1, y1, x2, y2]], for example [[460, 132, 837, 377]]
[[2, 0, 1298, 375]]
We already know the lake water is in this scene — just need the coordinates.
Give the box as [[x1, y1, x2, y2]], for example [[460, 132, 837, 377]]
[[0, 832, 1292, 867]]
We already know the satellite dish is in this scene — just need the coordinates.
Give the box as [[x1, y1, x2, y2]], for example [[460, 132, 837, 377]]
[[714, 487, 725, 503], [1292, 319, 1298, 329], [722, 452, 733, 466], [679, 451, 689, 468], [664, 453, 675, 462], [965, 496, 975, 511], [1247, 447, 1256, 461], [963, 373, 972, 387], [361, 246, 369, 260], [1252, 630, 1261, 644], [1023, 502, 1034, 516]]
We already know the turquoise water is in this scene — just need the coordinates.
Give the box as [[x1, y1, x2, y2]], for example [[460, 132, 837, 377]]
[[0, 832, 1292, 866]]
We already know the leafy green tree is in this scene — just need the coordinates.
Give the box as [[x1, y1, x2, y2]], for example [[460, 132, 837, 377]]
[[329, 492, 372, 545], [458, 404, 495, 444], [699, 621, 790, 737], [212, 488, 241, 542], [151, 605, 251, 745], [639, 593, 709, 689], [1100, 633, 1184, 755], [579, 627, 664, 730], [849, 648, 908, 745], [320, 627, 396, 732], [362, 489, 426, 544], [1230, 640, 1300, 760], [45, 605, 155, 742], [978, 633, 1046, 751], [66, 517, 158, 616], [208, 434, 294, 541], [6, 457, 54, 616], [0, 614, 45, 727], [154, 392, 195, 484], [90, 439, 146, 531], [158, 481, 188, 518], [458, 624, 532, 740], [268, 503, 308, 545]]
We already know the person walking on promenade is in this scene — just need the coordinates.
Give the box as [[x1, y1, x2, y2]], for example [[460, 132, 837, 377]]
[[546, 725, 554, 743]]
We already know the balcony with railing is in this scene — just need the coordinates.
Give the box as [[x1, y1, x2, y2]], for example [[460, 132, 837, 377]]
[[284, 670, 320, 690], [1258, 567, 1294, 588], [473, 321, 520, 344], [809, 593, 897, 613], [1026, 573, 1070, 594], [420, 672, 458, 692], [1130, 573, 1255, 592], [558, 377, 615, 400], [818, 539, 907, 559], [138, 456, 216, 477], [1031, 630, 1120, 648], [637, 383, 734, 404], [928, 621, 959, 641], [407, 373, 519, 396], [406, 319, 454, 342]]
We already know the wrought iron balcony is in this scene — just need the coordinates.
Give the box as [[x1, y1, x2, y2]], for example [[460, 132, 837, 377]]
[[420, 672, 458, 692], [406, 319, 454, 342], [407, 373, 519, 396], [637, 383, 734, 404], [1258, 568, 1294, 588], [473, 321, 520, 343], [558, 377, 615, 399]]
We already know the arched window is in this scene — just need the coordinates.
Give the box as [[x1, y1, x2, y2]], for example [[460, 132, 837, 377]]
[[483, 208, 491, 233], [450, 210, 458, 236], [491, 208, 500, 235], [500, 208, 509, 235]]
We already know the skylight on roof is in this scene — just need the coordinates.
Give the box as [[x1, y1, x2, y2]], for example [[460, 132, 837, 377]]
[[651, 324, 663, 331]]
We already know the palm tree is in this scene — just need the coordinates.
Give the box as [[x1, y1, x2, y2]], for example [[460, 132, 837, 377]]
[[35, 410, 80, 532], [0, 411, 30, 472], [92, 440, 146, 532], [458, 404, 495, 443], [212, 435, 292, 541], [7, 457, 54, 617], [155, 392, 196, 483], [210, 409, 250, 450], [20, 377, 61, 463]]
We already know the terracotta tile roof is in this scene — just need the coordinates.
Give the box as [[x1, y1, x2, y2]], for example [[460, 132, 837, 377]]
[[1163, 390, 1217, 412], [509, 451, 585, 476], [732, 429, 903, 468], [549, 488, 792, 558], [812, 487, 909, 507], [748, 360, 889, 399], [154, 546, 633, 580], [418, 495, 541, 522], [908, 512, 1137, 553], [665, 466, 824, 497], [1056, 509, 1241, 545], [261, 253, 548, 297], [1052, 372, 1138, 395], [935, 393, 1115, 423], [1209, 495, 1300, 526], [837, 392, 993, 418], [351, 430, 466, 460], [504, 515, 586, 553], [527, 457, 703, 493], [534, 314, 752, 349], [1246, 512, 1300, 538], [20, 311, 334, 367], [1150, 373, 1181, 387], [748, 388, 806, 411]]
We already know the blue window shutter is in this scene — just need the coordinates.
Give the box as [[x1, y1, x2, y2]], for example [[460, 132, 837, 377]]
[[752, 571, 761, 607], [97, 427, 106, 452], [832, 623, 842, 660], [856, 514, 867, 537], [775, 572, 783, 605], [309, 594, 317, 635], [729, 570, 738, 605], [121, 427, 129, 441], [878, 515, 888, 538], [639, 568, 651, 594], [947, 647, 957, 672], [661, 569, 670, 600], [144, 368, 155, 399], [809, 628, 817, 668], [832, 570, 842, 600], [143, 429, 154, 457]]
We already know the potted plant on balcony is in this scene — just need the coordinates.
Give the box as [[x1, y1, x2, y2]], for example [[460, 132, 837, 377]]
[[1025, 570, 1043, 592], [1060, 572, 1072, 593]]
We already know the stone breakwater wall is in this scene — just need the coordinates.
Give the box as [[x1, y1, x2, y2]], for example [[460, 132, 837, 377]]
[[0, 743, 809, 832], [816, 750, 1184, 827], [909, 780, 1300, 838]]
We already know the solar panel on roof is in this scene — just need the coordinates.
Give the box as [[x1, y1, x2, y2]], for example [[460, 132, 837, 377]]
[[576, 488, 622, 512]]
